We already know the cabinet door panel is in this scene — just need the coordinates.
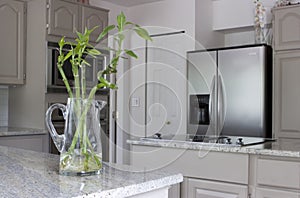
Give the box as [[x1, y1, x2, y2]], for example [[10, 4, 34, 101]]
[[81, 6, 108, 44], [186, 178, 248, 198], [256, 187, 299, 198], [48, 0, 79, 38], [274, 6, 300, 50], [0, 0, 25, 84], [274, 51, 300, 138]]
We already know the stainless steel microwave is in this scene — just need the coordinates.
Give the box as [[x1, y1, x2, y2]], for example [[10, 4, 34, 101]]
[[47, 42, 110, 90]]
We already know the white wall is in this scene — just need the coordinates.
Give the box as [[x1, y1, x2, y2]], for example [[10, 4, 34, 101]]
[[195, 0, 224, 49], [9, 0, 46, 129], [127, 0, 196, 38], [89, 0, 129, 24]]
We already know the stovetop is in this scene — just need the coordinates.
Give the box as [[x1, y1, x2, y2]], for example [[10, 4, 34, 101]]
[[141, 133, 275, 147]]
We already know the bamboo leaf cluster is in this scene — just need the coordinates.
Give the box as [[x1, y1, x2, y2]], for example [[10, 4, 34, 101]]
[[57, 12, 152, 100]]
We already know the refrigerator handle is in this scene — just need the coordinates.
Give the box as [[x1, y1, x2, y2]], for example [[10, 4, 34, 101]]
[[209, 75, 216, 123], [218, 75, 226, 134]]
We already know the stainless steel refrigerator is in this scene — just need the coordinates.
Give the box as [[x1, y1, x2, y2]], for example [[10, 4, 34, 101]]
[[187, 44, 272, 138]]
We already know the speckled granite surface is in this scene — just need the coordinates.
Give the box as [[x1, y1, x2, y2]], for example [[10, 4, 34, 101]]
[[0, 127, 47, 136], [127, 138, 300, 158], [0, 146, 182, 198]]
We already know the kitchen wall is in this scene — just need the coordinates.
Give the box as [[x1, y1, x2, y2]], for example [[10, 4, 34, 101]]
[[0, 86, 8, 127], [195, 0, 224, 49], [127, 0, 196, 137], [8, 0, 47, 129]]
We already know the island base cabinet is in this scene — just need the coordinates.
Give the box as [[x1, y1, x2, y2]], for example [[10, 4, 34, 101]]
[[255, 187, 299, 198], [0, 134, 48, 152], [183, 178, 248, 198]]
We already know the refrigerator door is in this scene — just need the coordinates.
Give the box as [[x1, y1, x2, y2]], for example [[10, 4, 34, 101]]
[[218, 46, 266, 137], [187, 51, 217, 136]]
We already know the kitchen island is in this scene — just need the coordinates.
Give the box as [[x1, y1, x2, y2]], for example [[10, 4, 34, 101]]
[[128, 137, 300, 198], [0, 145, 183, 198]]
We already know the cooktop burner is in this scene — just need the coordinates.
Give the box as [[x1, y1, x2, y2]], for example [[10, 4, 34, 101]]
[[141, 133, 275, 147]]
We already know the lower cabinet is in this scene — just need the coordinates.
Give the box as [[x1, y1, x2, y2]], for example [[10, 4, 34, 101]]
[[0, 134, 49, 152], [255, 187, 299, 198], [183, 178, 248, 198]]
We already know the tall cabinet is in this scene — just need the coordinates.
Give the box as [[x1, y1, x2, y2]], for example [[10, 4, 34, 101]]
[[0, 0, 26, 84], [273, 4, 300, 140]]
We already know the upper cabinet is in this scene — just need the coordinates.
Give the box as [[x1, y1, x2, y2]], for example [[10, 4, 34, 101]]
[[47, 0, 79, 39], [273, 5, 300, 51], [212, 0, 275, 31], [47, 0, 108, 44], [81, 6, 108, 43], [0, 0, 26, 84]]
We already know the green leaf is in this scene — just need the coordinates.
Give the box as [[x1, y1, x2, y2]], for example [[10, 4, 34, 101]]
[[81, 59, 90, 66], [76, 31, 83, 40], [110, 56, 120, 68], [63, 51, 72, 62], [134, 27, 152, 41], [88, 48, 101, 56], [125, 49, 138, 59], [96, 25, 115, 42], [109, 83, 117, 89], [117, 12, 126, 31], [58, 37, 65, 48], [125, 21, 134, 26], [87, 26, 99, 35]]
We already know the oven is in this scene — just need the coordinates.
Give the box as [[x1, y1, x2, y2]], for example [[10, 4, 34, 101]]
[[47, 42, 110, 90]]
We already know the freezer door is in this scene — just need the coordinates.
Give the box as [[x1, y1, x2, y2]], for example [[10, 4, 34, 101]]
[[187, 51, 217, 136], [218, 46, 266, 137]]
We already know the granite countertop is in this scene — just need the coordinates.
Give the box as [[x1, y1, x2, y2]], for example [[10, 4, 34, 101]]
[[127, 137, 300, 158], [0, 127, 47, 137], [0, 146, 183, 198]]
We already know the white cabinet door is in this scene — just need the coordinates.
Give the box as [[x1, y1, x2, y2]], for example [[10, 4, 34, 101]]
[[274, 5, 300, 51], [0, 0, 25, 84], [48, 0, 79, 38], [185, 178, 248, 198], [256, 187, 299, 198], [274, 50, 300, 139]]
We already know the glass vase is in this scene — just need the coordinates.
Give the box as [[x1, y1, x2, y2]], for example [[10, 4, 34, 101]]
[[46, 98, 106, 176]]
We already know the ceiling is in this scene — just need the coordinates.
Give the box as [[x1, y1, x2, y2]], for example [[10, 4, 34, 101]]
[[100, 0, 165, 7]]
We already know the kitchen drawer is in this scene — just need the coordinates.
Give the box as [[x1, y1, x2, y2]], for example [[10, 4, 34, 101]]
[[255, 187, 299, 198], [131, 145, 249, 184], [257, 158, 300, 189]]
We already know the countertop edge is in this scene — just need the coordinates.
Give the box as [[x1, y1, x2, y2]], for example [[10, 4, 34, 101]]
[[127, 139, 300, 158], [78, 173, 183, 198]]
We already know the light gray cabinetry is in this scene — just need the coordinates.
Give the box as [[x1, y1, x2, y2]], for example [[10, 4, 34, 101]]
[[273, 5, 300, 139], [0, 134, 49, 152], [47, 0, 108, 42], [81, 6, 108, 43], [131, 145, 249, 198], [185, 178, 248, 198], [252, 156, 300, 198], [273, 51, 300, 139], [256, 188, 299, 198], [274, 5, 300, 51], [47, 0, 79, 39], [0, 0, 25, 84]]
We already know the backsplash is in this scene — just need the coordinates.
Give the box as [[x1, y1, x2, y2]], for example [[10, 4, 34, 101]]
[[0, 86, 8, 126]]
